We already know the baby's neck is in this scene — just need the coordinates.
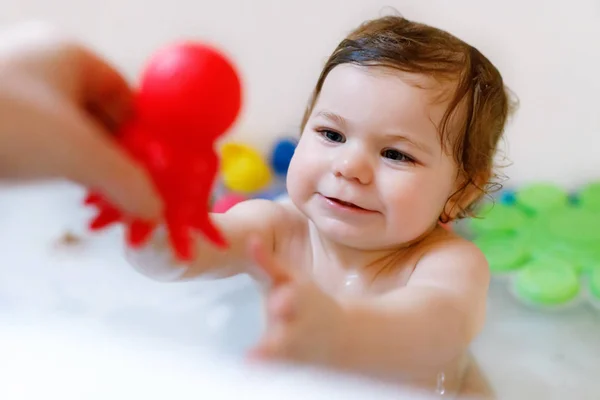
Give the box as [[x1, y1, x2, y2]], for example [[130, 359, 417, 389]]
[[307, 223, 410, 295], [310, 228, 393, 270], [306, 221, 443, 295]]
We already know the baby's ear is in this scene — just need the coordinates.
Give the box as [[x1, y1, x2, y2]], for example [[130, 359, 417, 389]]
[[443, 171, 490, 221]]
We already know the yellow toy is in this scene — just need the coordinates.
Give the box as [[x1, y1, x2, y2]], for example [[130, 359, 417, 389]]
[[219, 142, 272, 193]]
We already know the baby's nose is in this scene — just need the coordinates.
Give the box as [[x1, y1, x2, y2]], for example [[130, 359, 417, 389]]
[[332, 147, 373, 184]]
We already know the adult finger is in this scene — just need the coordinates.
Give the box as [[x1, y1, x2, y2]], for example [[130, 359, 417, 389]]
[[0, 81, 162, 220], [75, 45, 134, 130], [61, 107, 162, 220], [0, 24, 134, 131]]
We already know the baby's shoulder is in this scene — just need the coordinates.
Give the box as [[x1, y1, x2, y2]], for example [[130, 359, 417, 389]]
[[409, 228, 489, 291], [417, 227, 486, 264]]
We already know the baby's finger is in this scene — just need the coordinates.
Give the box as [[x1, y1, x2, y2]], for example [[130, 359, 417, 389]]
[[246, 324, 288, 362], [267, 285, 297, 322], [247, 236, 290, 285]]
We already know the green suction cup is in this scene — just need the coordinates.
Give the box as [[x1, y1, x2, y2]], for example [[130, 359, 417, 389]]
[[474, 234, 529, 274], [515, 183, 569, 216], [589, 268, 600, 301], [530, 243, 599, 275], [470, 202, 527, 235], [514, 218, 553, 249], [513, 260, 580, 307], [578, 182, 600, 212], [545, 209, 600, 247]]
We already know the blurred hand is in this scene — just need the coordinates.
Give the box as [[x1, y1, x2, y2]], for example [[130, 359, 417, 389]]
[[0, 22, 162, 220], [247, 237, 345, 365]]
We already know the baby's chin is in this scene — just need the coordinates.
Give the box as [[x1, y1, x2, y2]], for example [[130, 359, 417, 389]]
[[309, 217, 410, 251], [289, 194, 432, 249]]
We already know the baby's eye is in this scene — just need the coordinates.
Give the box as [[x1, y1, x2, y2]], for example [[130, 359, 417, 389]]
[[381, 148, 414, 163], [318, 129, 346, 143]]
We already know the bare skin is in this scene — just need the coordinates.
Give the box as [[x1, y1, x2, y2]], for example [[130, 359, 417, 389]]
[[138, 199, 488, 384], [131, 64, 491, 388], [0, 22, 162, 220]]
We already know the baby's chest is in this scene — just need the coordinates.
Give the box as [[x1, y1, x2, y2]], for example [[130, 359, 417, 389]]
[[274, 245, 416, 299]]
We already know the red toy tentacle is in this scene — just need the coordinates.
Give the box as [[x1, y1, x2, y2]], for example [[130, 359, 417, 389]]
[[192, 214, 228, 248], [84, 191, 104, 206], [126, 220, 156, 248], [89, 206, 122, 230], [167, 220, 193, 261]]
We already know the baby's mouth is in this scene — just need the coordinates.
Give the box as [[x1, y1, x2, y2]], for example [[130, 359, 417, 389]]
[[325, 196, 368, 211]]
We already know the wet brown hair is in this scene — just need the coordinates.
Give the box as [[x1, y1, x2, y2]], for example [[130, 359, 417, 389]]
[[301, 15, 516, 222]]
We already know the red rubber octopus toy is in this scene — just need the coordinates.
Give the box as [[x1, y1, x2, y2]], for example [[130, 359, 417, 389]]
[[84, 42, 242, 261]]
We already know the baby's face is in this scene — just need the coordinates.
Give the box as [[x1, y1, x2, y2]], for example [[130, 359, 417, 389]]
[[287, 64, 460, 249]]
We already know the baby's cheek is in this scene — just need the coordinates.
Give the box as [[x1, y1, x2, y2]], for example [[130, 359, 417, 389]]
[[286, 142, 320, 193], [382, 175, 441, 223], [285, 153, 310, 202]]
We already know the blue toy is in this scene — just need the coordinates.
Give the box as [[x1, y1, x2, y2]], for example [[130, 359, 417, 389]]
[[499, 189, 516, 205], [270, 138, 297, 176]]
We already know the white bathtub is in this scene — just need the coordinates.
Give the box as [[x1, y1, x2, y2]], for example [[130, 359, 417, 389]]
[[0, 182, 448, 400], [3, 181, 598, 399]]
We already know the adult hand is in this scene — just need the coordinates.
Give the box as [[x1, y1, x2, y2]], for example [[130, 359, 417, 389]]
[[0, 22, 162, 220]]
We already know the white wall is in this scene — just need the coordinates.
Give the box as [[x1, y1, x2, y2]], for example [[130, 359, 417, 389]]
[[2, 0, 599, 189]]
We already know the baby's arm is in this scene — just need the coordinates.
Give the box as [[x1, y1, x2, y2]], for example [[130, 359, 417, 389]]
[[130, 199, 287, 280], [335, 240, 490, 379]]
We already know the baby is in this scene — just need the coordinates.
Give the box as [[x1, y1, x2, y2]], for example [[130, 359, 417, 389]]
[[131, 14, 513, 390]]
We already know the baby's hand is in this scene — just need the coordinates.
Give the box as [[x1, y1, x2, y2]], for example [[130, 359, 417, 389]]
[[247, 238, 345, 365]]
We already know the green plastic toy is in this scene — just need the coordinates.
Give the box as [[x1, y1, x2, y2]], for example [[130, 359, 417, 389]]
[[545, 209, 600, 247], [470, 202, 528, 236], [464, 181, 600, 311], [474, 234, 529, 274], [578, 182, 600, 211], [513, 260, 580, 307], [513, 218, 553, 249], [514, 183, 569, 216], [529, 243, 598, 275], [589, 268, 600, 303]]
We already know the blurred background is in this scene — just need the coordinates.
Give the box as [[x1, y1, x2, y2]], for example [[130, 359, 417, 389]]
[[3, 0, 599, 187]]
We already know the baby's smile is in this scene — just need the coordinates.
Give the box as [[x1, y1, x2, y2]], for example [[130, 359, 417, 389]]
[[317, 193, 378, 214]]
